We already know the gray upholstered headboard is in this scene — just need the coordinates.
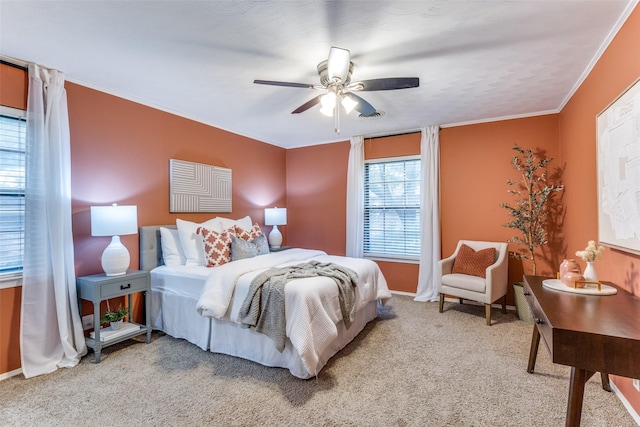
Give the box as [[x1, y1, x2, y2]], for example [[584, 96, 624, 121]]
[[139, 225, 176, 271]]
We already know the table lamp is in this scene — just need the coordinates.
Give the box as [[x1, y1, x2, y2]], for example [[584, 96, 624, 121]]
[[264, 207, 287, 249], [91, 204, 138, 276]]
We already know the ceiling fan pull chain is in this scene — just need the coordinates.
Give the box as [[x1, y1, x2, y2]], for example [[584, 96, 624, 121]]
[[334, 90, 340, 134]]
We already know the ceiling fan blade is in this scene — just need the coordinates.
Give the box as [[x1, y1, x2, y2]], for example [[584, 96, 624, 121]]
[[346, 93, 377, 116], [291, 95, 323, 114], [254, 79, 315, 89], [327, 47, 351, 83], [355, 77, 420, 91]]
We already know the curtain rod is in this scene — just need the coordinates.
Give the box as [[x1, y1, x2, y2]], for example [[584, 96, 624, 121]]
[[365, 130, 421, 140], [0, 59, 28, 71]]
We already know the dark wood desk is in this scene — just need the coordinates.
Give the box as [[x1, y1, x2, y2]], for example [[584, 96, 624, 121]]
[[523, 275, 640, 426]]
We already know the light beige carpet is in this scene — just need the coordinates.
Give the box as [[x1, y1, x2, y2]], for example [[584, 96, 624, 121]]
[[0, 295, 636, 426]]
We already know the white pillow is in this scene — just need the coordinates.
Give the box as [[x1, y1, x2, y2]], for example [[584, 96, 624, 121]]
[[159, 227, 186, 266], [176, 218, 223, 266], [217, 215, 253, 232]]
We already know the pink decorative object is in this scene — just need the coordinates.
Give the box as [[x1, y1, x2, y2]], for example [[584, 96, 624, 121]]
[[559, 259, 583, 287], [559, 259, 581, 279], [562, 271, 586, 288]]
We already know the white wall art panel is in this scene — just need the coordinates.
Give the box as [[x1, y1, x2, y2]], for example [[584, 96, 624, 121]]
[[170, 159, 232, 213], [596, 77, 640, 255]]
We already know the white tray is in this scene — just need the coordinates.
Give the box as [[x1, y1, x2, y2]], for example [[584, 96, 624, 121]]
[[542, 279, 617, 295]]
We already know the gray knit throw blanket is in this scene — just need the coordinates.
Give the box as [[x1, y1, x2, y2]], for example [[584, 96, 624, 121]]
[[237, 260, 358, 352]]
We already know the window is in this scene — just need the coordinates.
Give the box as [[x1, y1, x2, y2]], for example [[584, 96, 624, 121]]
[[364, 156, 421, 260], [0, 108, 26, 275]]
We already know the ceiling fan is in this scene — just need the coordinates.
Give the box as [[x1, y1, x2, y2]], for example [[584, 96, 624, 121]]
[[254, 46, 419, 134]]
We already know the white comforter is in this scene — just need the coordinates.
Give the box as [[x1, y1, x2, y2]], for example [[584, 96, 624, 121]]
[[195, 248, 392, 375]]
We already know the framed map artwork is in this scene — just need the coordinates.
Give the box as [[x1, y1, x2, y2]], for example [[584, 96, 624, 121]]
[[596, 77, 640, 254]]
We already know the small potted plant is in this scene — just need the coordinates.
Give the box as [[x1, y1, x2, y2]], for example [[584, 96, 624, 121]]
[[100, 303, 129, 330]]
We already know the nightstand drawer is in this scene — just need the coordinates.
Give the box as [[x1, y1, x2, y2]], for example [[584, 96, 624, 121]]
[[100, 276, 148, 298]]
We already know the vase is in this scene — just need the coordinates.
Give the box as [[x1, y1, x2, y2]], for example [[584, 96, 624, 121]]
[[583, 262, 598, 282], [562, 271, 586, 288], [559, 259, 581, 279]]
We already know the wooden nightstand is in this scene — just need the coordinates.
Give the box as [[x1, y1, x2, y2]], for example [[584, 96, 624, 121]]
[[76, 270, 151, 363], [269, 246, 292, 252]]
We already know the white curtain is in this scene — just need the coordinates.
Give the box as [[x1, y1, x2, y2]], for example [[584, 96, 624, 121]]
[[414, 126, 441, 302], [346, 135, 364, 257], [20, 63, 86, 378]]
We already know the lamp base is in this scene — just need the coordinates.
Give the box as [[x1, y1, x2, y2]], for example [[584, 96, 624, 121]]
[[268, 225, 283, 249], [101, 236, 130, 276]]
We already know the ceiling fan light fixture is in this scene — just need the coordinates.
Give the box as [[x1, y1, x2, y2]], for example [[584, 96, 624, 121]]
[[320, 91, 336, 116], [341, 94, 357, 114], [319, 104, 334, 117], [327, 47, 351, 83]]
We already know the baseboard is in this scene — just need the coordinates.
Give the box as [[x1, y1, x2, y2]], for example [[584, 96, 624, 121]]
[[610, 380, 640, 424], [390, 290, 416, 297], [0, 368, 22, 381]]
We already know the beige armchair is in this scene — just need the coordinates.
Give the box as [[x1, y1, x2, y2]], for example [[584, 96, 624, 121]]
[[438, 240, 509, 326]]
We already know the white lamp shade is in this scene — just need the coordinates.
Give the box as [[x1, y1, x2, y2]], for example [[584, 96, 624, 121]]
[[91, 204, 138, 236], [264, 207, 287, 226]]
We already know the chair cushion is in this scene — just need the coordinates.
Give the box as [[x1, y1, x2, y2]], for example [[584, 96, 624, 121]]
[[442, 273, 487, 293], [451, 244, 496, 278]]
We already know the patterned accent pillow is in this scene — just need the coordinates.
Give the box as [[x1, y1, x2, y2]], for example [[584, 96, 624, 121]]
[[253, 234, 270, 255], [234, 222, 262, 241], [451, 244, 496, 278], [231, 234, 270, 261], [231, 235, 259, 261], [196, 226, 234, 267]]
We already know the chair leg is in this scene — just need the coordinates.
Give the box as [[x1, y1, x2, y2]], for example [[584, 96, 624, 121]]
[[485, 304, 492, 326], [439, 293, 444, 313], [501, 295, 507, 314], [459, 298, 464, 304]]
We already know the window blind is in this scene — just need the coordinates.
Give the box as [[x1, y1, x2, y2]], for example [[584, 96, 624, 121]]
[[364, 157, 421, 259], [0, 114, 26, 273]]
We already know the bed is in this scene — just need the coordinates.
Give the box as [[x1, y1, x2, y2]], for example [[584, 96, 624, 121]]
[[140, 221, 392, 379]]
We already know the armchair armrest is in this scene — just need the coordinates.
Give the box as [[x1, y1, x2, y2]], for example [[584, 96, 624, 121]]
[[439, 253, 457, 275], [484, 246, 509, 301]]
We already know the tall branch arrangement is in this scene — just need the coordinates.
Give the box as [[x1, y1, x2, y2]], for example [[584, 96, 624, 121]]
[[501, 144, 564, 275]]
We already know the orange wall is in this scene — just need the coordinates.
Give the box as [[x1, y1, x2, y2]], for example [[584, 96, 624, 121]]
[[67, 82, 287, 277], [558, 5, 640, 413], [440, 115, 561, 283], [286, 141, 349, 255], [0, 286, 21, 374], [0, 63, 27, 374], [0, 63, 27, 110]]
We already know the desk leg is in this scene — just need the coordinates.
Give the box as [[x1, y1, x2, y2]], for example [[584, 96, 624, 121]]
[[566, 367, 596, 427], [527, 326, 540, 373], [600, 372, 611, 392]]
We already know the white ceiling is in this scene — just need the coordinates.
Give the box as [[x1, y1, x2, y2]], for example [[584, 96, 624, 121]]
[[0, 1, 637, 149]]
